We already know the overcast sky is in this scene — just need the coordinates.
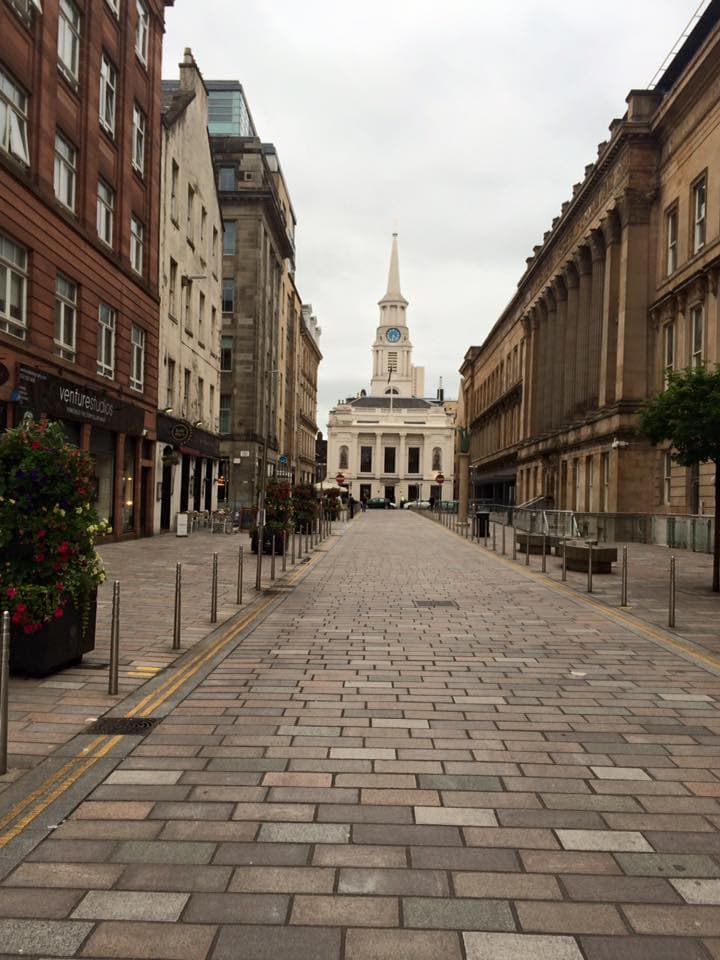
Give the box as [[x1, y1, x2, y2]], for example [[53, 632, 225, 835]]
[[163, 1, 699, 432]]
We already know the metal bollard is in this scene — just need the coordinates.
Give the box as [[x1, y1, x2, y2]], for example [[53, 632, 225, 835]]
[[492, 522, 497, 552], [502, 523, 506, 555], [282, 530, 287, 572], [621, 546, 628, 607], [291, 530, 296, 565], [512, 524, 517, 560], [210, 553, 218, 624], [270, 536, 276, 581], [108, 580, 120, 695], [236, 546, 244, 605], [172, 563, 182, 650], [541, 534, 547, 573], [587, 543, 593, 594], [561, 536, 567, 581], [0, 610, 10, 776], [525, 531, 530, 566], [669, 555, 676, 628]]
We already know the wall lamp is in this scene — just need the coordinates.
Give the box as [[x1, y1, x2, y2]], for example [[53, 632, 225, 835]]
[[162, 406, 173, 414]]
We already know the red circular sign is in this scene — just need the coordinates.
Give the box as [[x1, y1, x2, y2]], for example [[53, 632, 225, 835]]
[[335, 472, 346, 485], [436, 473, 445, 484]]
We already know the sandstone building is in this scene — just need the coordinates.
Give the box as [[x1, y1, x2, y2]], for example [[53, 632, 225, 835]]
[[460, 1, 720, 518]]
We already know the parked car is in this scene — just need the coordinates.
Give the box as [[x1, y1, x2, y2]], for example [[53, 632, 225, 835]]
[[403, 500, 431, 509], [367, 497, 390, 509]]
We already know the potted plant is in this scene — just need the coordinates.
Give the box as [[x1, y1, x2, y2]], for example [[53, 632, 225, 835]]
[[323, 487, 342, 519], [251, 480, 293, 554], [0, 417, 108, 676], [292, 482, 318, 535]]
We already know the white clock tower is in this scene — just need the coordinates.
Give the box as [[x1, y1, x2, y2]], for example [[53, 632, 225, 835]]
[[370, 234, 424, 398]]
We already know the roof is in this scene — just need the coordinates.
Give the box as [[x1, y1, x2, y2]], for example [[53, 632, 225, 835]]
[[656, 0, 720, 93], [347, 397, 435, 410], [160, 85, 196, 127]]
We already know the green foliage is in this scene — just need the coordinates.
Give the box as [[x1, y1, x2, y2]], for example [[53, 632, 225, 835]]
[[292, 482, 318, 531], [638, 366, 720, 466], [263, 480, 293, 533], [323, 487, 342, 518], [0, 417, 108, 635]]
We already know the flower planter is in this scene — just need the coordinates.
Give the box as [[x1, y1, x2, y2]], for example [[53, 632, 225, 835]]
[[10, 590, 97, 678], [250, 530, 286, 555]]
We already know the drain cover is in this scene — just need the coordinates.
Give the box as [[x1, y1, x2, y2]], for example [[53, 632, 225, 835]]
[[85, 717, 160, 735], [414, 600, 458, 608]]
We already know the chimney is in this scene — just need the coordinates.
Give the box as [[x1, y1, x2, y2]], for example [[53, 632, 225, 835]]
[[437, 377, 444, 403], [179, 48, 197, 93]]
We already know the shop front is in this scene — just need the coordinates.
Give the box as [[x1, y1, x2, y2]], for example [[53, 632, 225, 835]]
[[14, 364, 154, 539], [155, 413, 221, 531]]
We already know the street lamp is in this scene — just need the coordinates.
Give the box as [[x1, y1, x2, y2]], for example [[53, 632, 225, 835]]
[[256, 369, 280, 591]]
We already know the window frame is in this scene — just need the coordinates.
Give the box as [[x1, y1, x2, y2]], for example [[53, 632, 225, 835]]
[[666, 204, 678, 276], [166, 357, 175, 409], [360, 445, 373, 473], [218, 166, 235, 191], [99, 54, 117, 136], [223, 221, 236, 255], [135, 0, 149, 64], [97, 302, 116, 379], [53, 131, 77, 212], [131, 102, 146, 175], [186, 184, 195, 244], [0, 232, 28, 339], [0, 67, 30, 165], [692, 175, 707, 255], [105, 0, 120, 16], [130, 324, 145, 392], [691, 303, 704, 368], [96, 179, 114, 246], [57, 0, 81, 85], [130, 215, 144, 275], [222, 278, 235, 314], [383, 446, 396, 474], [663, 321, 675, 387], [220, 335, 233, 371], [407, 446, 420, 475], [54, 273, 78, 362], [339, 446, 349, 471], [219, 393, 231, 434], [663, 450, 673, 505]]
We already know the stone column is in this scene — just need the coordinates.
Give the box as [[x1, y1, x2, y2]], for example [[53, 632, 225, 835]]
[[520, 316, 534, 437], [615, 190, 652, 401], [588, 229, 606, 409], [530, 307, 542, 436], [542, 290, 556, 433], [563, 263, 579, 421], [551, 276, 567, 428], [598, 210, 621, 407], [375, 434, 382, 494], [574, 245, 593, 415]]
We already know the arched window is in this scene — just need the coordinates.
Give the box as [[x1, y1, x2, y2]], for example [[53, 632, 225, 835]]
[[339, 445, 349, 470], [432, 447, 442, 471], [384, 388, 399, 395]]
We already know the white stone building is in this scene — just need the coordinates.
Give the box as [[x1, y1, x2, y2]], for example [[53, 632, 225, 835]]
[[327, 235, 455, 504], [155, 50, 223, 531]]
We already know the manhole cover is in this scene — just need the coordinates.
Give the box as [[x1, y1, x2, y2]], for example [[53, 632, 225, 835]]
[[85, 717, 160, 735], [414, 600, 458, 608]]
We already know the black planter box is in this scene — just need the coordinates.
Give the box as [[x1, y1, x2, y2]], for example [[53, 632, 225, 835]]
[[250, 530, 286, 555], [10, 591, 97, 678]]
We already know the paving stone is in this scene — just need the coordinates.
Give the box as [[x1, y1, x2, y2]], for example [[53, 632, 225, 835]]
[[53, 819, 163, 841], [580, 935, 711, 960], [562, 875, 681, 903], [417, 775, 502, 791], [317, 803, 412, 824], [257, 822, 349, 844], [81, 920, 216, 958], [159, 821, 259, 841], [465, 827, 559, 849], [353, 824, 462, 846], [404, 896, 515, 930], [313, 845, 407, 868], [71, 890, 189, 921], [27, 840, 118, 863], [213, 842, 311, 865], [71, 801, 155, 820], [556, 829, 653, 852], [344, 928, 462, 960], [116, 864, 233, 892], [229, 866, 335, 893], [453, 872, 562, 900], [0, 919, 93, 956], [517, 901, 627, 935], [0, 888, 82, 918], [624, 905, 720, 936], [615, 853, 720, 877], [183, 892, 288, 923], [291, 894, 398, 926], [412, 845, 520, 871], [149, 801, 235, 820], [414, 806, 497, 826], [463, 932, 584, 960], [339, 867, 449, 897], [2, 862, 124, 888], [671, 879, 720, 904], [212, 924, 341, 960], [105, 770, 184, 785], [111, 840, 216, 864]]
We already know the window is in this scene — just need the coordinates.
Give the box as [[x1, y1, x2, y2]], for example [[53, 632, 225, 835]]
[[99, 55, 116, 135], [209, 384, 215, 423], [666, 206, 678, 275], [54, 133, 76, 211], [135, 0, 149, 63], [585, 455, 594, 512], [222, 278, 234, 313], [130, 216, 144, 275], [432, 447, 442, 471], [384, 447, 396, 473], [197, 377, 204, 420], [131, 104, 145, 174], [387, 351, 398, 372], [200, 206, 207, 245], [212, 227, 218, 269], [182, 368, 190, 416], [166, 358, 175, 409], [97, 180, 114, 246], [663, 322, 674, 386], [692, 178, 707, 254], [219, 393, 231, 434], [339, 446, 349, 470], [183, 283, 191, 332], [54, 274, 77, 361], [691, 304, 704, 367], [170, 159, 179, 222], [97, 303, 116, 378], [573, 458, 581, 511], [360, 446, 373, 473], [105, 0, 120, 15], [220, 335, 233, 371], [0, 68, 29, 164], [130, 325, 145, 391], [211, 306, 217, 339], [223, 221, 236, 255], [600, 452, 609, 512], [218, 167, 235, 191], [663, 451, 673, 505], [186, 185, 195, 243], [408, 446, 420, 474], [168, 258, 178, 317], [0, 233, 27, 338], [198, 291, 205, 341], [58, 0, 81, 83]]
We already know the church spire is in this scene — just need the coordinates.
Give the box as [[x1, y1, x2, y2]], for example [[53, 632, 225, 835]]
[[379, 233, 408, 306]]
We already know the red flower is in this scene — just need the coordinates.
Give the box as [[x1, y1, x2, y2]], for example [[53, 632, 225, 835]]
[[31, 441, 41, 450], [36, 553, 45, 562], [37, 529, 46, 539], [54, 607, 64, 619], [6, 588, 17, 599], [15, 603, 26, 614], [11, 612, 22, 625]]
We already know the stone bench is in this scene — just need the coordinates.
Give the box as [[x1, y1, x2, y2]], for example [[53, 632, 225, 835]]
[[515, 533, 552, 555], [564, 541, 617, 573]]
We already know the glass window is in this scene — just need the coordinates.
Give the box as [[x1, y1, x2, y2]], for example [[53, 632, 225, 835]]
[[97, 179, 114, 246], [186, 184, 194, 242], [408, 446, 420, 474], [666, 207, 677, 275], [339, 446, 349, 470], [130, 325, 145, 391], [432, 447, 442, 471], [121, 437, 136, 533], [663, 321, 674, 387], [183, 282, 192, 332], [221, 335, 233, 371], [693, 178, 706, 254], [218, 167, 235, 191], [166, 358, 175, 409], [200, 206, 207, 245], [105, 0, 120, 16], [130, 215, 144, 275], [198, 291, 205, 339], [223, 221, 236, 255], [0, 232, 28, 339], [222, 278, 234, 313], [209, 384, 215, 422], [691, 304, 704, 367], [170, 159, 179, 221], [58, 0, 81, 83], [197, 376, 204, 420], [384, 447, 396, 473], [207, 88, 254, 136], [54, 274, 77, 361], [573, 458, 581, 511], [168, 258, 177, 317], [360, 446, 372, 473], [212, 227, 218, 269], [54, 132, 76, 211], [663, 451, 672, 505], [132, 103, 145, 174], [600, 451, 609, 512], [0, 67, 29, 165], [99, 54, 116, 135], [219, 393, 231, 434], [135, 0, 149, 63], [97, 303, 116, 378], [182, 368, 190, 416]]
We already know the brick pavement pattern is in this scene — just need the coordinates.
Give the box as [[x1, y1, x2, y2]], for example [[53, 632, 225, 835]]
[[2, 511, 720, 958]]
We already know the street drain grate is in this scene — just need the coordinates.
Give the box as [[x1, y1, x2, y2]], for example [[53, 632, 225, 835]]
[[414, 600, 458, 609], [85, 717, 161, 736]]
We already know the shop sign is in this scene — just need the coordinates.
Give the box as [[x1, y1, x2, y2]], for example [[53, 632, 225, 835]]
[[157, 412, 220, 458], [15, 365, 145, 435]]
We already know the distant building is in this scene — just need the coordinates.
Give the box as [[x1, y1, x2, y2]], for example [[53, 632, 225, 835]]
[[298, 305, 322, 485], [327, 235, 455, 504]]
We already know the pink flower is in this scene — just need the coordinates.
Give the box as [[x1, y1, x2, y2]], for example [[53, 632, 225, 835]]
[[6, 588, 17, 599], [53, 607, 64, 619]]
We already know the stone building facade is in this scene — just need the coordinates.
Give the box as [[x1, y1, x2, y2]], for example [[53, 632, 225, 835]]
[[155, 50, 222, 531], [298, 304, 322, 485], [328, 235, 455, 504], [460, 2, 720, 517], [0, 0, 172, 538]]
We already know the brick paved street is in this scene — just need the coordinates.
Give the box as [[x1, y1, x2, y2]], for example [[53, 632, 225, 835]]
[[1, 510, 720, 958]]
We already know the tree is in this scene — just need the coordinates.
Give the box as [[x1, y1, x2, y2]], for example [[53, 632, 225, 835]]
[[638, 366, 720, 592]]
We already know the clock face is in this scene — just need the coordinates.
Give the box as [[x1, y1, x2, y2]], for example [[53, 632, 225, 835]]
[[386, 327, 401, 343]]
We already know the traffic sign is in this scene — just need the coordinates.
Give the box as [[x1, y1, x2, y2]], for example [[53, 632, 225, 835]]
[[436, 473, 445, 484], [278, 455, 288, 465], [335, 472, 346, 485]]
